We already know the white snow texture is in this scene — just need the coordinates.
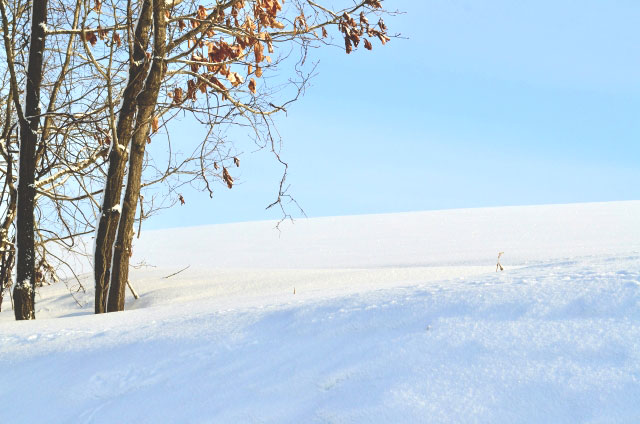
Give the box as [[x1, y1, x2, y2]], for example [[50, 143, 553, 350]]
[[1, 200, 639, 423]]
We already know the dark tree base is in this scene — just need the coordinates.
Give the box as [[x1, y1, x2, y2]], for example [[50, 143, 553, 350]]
[[13, 284, 34, 320]]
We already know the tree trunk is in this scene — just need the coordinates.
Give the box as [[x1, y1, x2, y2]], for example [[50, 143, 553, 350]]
[[13, 0, 48, 320], [107, 0, 167, 312], [0, 247, 14, 312], [94, 0, 153, 313], [0, 88, 17, 314]]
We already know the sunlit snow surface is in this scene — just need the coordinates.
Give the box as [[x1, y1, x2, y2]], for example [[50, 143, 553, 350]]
[[1, 201, 640, 423]]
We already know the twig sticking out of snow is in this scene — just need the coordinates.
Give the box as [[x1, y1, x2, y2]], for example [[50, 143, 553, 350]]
[[127, 280, 139, 299], [163, 265, 190, 279], [496, 252, 504, 272]]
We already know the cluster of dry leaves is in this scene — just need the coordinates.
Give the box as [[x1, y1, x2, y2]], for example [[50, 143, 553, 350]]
[[84, 0, 391, 116], [339, 8, 389, 53], [176, 0, 288, 103], [169, 0, 390, 105]]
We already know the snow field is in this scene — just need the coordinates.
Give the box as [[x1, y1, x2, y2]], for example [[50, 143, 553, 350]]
[[1, 201, 640, 423]]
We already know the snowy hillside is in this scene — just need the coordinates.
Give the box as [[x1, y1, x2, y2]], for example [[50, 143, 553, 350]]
[[1, 201, 640, 423]]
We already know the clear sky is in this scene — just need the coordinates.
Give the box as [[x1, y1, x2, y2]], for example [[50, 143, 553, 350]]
[[146, 0, 640, 229]]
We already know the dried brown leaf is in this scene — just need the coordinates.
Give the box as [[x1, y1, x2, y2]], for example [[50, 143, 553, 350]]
[[151, 115, 159, 133], [173, 87, 183, 104], [85, 31, 98, 46], [344, 37, 352, 54], [254, 41, 264, 63], [223, 167, 233, 189], [197, 5, 207, 20], [360, 12, 369, 26]]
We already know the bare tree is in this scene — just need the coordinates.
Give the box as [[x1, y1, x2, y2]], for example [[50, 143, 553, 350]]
[[93, 0, 155, 313], [0, 0, 114, 316], [0, 0, 49, 319]]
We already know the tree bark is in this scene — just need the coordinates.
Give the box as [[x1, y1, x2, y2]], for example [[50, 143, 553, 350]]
[[13, 0, 48, 320], [94, 0, 153, 313], [107, 0, 167, 312]]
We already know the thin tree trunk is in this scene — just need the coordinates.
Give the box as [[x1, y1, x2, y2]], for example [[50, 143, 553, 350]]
[[0, 239, 15, 313], [13, 0, 48, 320], [107, 0, 167, 312], [0, 88, 17, 313], [94, 0, 153, 313]]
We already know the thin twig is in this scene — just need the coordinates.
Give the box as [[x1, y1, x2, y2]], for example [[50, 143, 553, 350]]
[[163, 264, 190, 279], [127, 280, 139, 299], [137, 194, 144, 239]]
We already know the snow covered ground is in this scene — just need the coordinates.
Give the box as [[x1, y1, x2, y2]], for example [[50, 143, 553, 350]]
[[1, 201, 640, 423]]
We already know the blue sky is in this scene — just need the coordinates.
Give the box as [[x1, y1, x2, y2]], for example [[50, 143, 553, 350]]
[[146, 0, 640, 229]]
